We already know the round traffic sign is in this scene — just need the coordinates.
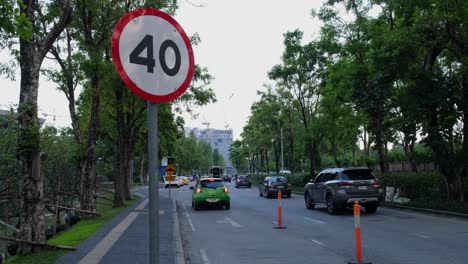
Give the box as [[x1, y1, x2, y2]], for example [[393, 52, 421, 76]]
[[112, 8, 194, 103]]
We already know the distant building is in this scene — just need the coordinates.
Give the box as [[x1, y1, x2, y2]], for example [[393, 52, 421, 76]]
[[0, 109, 46, 127], [184, 127, 233, 166]]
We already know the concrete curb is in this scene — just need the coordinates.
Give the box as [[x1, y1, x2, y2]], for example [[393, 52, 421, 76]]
[[173, 198, 185, 264], [381, 203, 468, 220], [293, 190, 468, 220]]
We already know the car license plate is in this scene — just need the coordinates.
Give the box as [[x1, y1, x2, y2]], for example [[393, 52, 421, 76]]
[[358, 186, 367, 190], [207, 198, 219, 203], [277, 186, 284, 189]]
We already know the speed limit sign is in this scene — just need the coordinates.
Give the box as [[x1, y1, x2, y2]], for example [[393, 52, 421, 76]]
[[111, 8, 194, 103]]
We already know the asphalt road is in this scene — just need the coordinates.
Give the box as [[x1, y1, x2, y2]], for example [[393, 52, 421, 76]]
[[172, 181, 468, 264]]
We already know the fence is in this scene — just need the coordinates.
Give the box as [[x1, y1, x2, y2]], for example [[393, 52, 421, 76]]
[[371, 162, 435, 172]]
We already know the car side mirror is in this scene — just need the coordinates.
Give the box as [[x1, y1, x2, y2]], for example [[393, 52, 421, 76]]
[[189, 186, 194, 190]]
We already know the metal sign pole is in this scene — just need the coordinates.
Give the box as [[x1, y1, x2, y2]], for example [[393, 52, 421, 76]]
[[148, 102, 159, 264]]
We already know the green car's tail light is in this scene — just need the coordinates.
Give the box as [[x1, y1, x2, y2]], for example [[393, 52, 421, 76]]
[[196, 187, 203, 193], [223, 187, 228, 193]]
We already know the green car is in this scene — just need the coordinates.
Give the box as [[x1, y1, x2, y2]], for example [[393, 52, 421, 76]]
[[191, 178, 231, 210]]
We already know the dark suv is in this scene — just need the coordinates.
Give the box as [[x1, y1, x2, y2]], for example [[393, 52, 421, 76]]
[[259, 176, 292, 198], [304, 168, 384, 214], [235, 175, 252, 188]]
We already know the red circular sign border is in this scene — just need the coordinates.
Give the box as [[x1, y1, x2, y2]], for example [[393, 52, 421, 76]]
[[111, 8, 195, 103]]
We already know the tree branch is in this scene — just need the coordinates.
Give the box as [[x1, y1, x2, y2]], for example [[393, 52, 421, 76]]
[[39, 0, 72, 58]]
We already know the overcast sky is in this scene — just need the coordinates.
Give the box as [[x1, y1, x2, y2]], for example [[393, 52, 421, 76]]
[[0, 0, 324, 140]]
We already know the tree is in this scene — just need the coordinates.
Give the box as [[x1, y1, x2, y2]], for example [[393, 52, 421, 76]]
[[269, 30, 325, 175], [229, 140, 247, 173], [3, 0, 72, 254]]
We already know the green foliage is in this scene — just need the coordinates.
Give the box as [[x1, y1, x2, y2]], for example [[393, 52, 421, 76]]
[[229, 140, 247, 172], [377, 172, 447, 200], [172, 136, 218, 175], [404, 199, 468, 215]]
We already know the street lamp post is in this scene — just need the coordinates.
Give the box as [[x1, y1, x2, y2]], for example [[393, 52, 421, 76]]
[[280, 127, 284, 172]]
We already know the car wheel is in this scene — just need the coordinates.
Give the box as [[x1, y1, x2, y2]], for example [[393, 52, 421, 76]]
[[305, 192, 315, 209], [225, 203, 230, 210], [193, 201, 200, 211], [365, 205, 377, 214], [165, 185, 168, 188], [326, 195, 338, 215], [266, 191, 271, 199], [259, 189, 263, 197], [248, 184, 252, 188]]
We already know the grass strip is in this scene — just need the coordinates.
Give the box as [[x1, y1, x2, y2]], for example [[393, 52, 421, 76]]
[[6, 196, 137, 264]]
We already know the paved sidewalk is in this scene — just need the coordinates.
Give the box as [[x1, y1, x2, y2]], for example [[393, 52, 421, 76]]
[[56, 188, 176, 264]]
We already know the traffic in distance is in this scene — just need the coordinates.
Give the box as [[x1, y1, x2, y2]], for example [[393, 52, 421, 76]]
[[168, 166, 467, 264]]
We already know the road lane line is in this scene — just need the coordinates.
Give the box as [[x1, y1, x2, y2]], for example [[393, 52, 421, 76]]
[[181, 202, 196, 231], [304, 216, 326, 225], [200, 249, 211, 264], [133, 192, 145, 198], [79, 212, 139, 264], [312, 239, 323, 245], [135, 198, 148, 210], [216, 217, 242, 228], [416, 235, 430, 239]]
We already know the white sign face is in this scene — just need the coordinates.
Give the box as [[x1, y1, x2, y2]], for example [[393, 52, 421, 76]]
[[112, 8, 194, 103]]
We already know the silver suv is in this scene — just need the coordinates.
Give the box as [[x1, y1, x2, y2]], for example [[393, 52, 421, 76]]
[[304, 168, 384, 214]]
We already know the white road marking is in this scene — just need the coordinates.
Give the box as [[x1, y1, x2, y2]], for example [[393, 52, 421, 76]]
[[133, 192, 145, 198], [181, 202, 196, 231], [216, 217, 242, 228], [304, 217, 326, 225], [135, 198, 148, 210], [312, 239, 323, 245], [200, 248, 211, 264], [79, 212, 139, 264], [416, 235, 430, 239], [174, 199, 185, 264]]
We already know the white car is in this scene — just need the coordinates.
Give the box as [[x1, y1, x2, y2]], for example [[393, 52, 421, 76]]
[[164, 175, 181, 188]]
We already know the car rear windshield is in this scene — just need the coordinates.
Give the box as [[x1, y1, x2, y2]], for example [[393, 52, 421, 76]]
[[270, 177, 288, 183], [200, 180, 224, 188], [239, 176, 250, 180], [341, 170, 376, 180]]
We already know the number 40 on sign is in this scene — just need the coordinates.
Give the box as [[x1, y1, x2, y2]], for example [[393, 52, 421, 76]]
[[111, 8, 194, 103]]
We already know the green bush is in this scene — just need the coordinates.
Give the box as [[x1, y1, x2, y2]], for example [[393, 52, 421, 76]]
[[376, 172, 446, 200], [405, 199, 468, 214]]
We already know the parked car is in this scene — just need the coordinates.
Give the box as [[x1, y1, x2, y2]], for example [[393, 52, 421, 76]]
[[279, 169, 291, 174], [190, 178, 230, 210], [222, 174, 232, 182], [180, 176, 189, 185], [164, 175, 181, 188], [235, 175, 252, 188], [259, 176, 292, 198], [304, 167, 384, 215]]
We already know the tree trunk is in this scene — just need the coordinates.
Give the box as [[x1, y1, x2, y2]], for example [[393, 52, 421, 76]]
[[139, 152, 146, 185], [445, 172, 465, 201], [122, 146, 132, 200], [265, 149, 269, 173], [16, 0, 71, 253], [113, 141, 125, 207], [81, 72, 100, 212], [307, 143, 316, 177], [373, 118, 389, 172], [113, 85, 125, 207]]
